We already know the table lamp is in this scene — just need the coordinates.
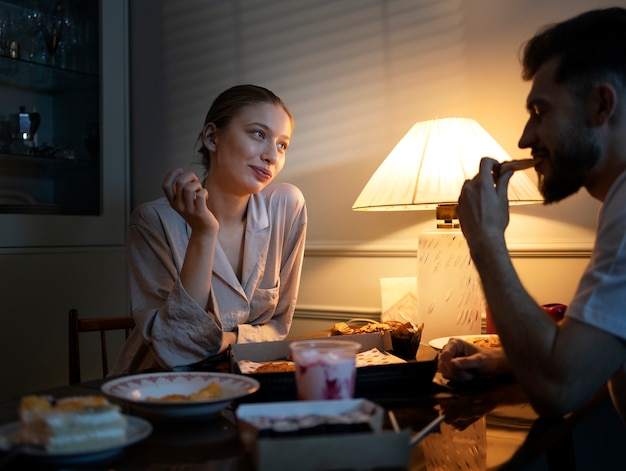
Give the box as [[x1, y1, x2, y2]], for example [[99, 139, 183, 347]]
[[352, 117, 543, 341]]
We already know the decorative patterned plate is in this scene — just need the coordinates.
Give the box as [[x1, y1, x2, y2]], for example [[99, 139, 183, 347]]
[[101, 372, 260, 420], [429, 334, 501, 351]]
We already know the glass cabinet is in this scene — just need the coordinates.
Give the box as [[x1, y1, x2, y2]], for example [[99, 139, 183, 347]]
[[0, 0, 128, 247], [0, 0, 100, 215]]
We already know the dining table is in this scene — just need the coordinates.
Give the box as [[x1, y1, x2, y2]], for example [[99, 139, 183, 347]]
[[1, 343, 625, 471]]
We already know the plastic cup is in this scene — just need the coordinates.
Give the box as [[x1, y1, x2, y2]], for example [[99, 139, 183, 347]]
[[289, 339, 361, 400]]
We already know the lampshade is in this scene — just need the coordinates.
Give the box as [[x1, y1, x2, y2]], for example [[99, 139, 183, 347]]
[[352, 117, 543, 211], [352, 117, 543, 342]]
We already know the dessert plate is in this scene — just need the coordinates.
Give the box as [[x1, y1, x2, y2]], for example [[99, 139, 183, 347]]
[[0, 415, 151, 465], [101, 371, 260, 420], [428, 334, 501, 351]]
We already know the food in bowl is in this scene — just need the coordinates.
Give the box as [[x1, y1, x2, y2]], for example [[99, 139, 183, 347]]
[[146, 381, 222, 402]]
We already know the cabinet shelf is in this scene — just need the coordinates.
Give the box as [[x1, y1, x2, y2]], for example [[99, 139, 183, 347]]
[[0, 151, 97, 172], [0, 56, 97, 94], [0, 151, 99, 215]]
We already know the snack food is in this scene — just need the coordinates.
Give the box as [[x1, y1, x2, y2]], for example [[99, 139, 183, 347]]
[[237, 348, 406, 374], [390, 322, 424, 360], [331, 319, 423, 361], [495, 158, 542, 178], [146, 380, 222, 402], [330, 319, 405, 335], [253, 361, 295, 373], [245, 409, 374, 437], [465, 335, 501, 349], [18, 395, 127, 452]]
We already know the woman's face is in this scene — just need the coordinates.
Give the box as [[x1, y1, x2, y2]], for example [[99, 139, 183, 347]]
[[204, 102, 292, 196]]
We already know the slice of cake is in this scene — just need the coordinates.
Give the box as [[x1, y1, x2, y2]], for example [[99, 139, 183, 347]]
[[18, 395, 127, 452]]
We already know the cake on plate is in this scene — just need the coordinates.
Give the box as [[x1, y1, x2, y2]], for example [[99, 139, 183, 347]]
[[18, 395, 127, 452]]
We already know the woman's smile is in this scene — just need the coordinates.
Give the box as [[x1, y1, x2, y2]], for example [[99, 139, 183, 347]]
[[250, 165, 273, 181]]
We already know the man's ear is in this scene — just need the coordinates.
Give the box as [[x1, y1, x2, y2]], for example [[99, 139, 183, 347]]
[[202, 123, 218, 151], [590, 83, 617, 126]]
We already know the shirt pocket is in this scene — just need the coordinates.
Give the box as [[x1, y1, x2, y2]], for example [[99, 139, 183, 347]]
[[248, 284, 280, 324]]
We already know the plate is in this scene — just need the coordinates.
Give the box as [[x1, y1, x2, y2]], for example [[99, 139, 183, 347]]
[[0, 415, 151, 465], [428, 334, 500, 351], [101, 372, 260, 420]]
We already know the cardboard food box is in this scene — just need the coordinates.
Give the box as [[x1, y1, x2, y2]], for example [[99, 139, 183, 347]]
[[230, 332, 438, 402], [236, 398, 410, 471]]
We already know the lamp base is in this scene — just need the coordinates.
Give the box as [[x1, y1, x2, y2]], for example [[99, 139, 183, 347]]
[[417, 230, 483, 342]]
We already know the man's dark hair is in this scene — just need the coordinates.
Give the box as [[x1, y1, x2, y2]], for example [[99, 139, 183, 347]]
[[521, 7, 626, 90]]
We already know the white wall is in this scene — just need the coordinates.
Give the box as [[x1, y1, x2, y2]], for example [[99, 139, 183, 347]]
[[129, 0, 620, 331]]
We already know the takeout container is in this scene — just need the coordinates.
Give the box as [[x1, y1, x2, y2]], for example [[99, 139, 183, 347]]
[[230, 332, 438, 402], [236, 398, 410, 471]]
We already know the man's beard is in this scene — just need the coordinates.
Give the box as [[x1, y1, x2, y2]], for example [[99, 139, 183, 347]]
[[539, 121, 600, 204]]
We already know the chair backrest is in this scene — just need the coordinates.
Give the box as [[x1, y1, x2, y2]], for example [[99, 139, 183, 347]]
[[68, 308, 135, 384]]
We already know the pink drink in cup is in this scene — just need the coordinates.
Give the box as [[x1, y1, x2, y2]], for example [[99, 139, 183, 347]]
[[289, 339, 361, 400]]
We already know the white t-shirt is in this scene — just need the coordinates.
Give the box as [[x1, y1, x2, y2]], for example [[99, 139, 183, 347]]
[[567, 169, 626, 421]]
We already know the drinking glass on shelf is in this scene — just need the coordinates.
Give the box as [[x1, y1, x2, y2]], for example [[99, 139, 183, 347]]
[[40, 2, 74, 68], [0, 8, 10, 40], [22, 8, 46, 64], [41, 19, 63, 66], [0, 8, 14, 58]]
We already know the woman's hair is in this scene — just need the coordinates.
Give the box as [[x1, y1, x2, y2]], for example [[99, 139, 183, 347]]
[[196, 84, 294, 172], [520, 7, 626, 92]]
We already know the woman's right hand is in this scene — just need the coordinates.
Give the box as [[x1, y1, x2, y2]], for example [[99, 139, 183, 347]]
[[162, 168, 219, 233]]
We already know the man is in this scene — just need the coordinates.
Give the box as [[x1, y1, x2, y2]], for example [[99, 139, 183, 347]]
[[438, 7, 626, 423]]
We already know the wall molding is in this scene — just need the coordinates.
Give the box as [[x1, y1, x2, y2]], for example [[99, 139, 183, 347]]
[[295, 305, 381, 321], [304, 241, 593, 259]]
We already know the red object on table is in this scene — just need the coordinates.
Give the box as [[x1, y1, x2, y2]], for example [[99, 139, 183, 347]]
[[541, 303, 567, 322], [485, 303, 567, 334]]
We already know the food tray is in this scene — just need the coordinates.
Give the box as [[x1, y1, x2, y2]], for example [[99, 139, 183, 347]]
[[230, 332, 438, 403]]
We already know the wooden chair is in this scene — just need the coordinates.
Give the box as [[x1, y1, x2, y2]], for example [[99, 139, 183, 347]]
[[68, 308, 135, 384]]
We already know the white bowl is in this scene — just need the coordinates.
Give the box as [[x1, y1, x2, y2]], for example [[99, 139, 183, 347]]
[[101, 372, 260, 420]]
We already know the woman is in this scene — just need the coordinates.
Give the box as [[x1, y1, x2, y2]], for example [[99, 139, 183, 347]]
[[111, 85, 307, 374]]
